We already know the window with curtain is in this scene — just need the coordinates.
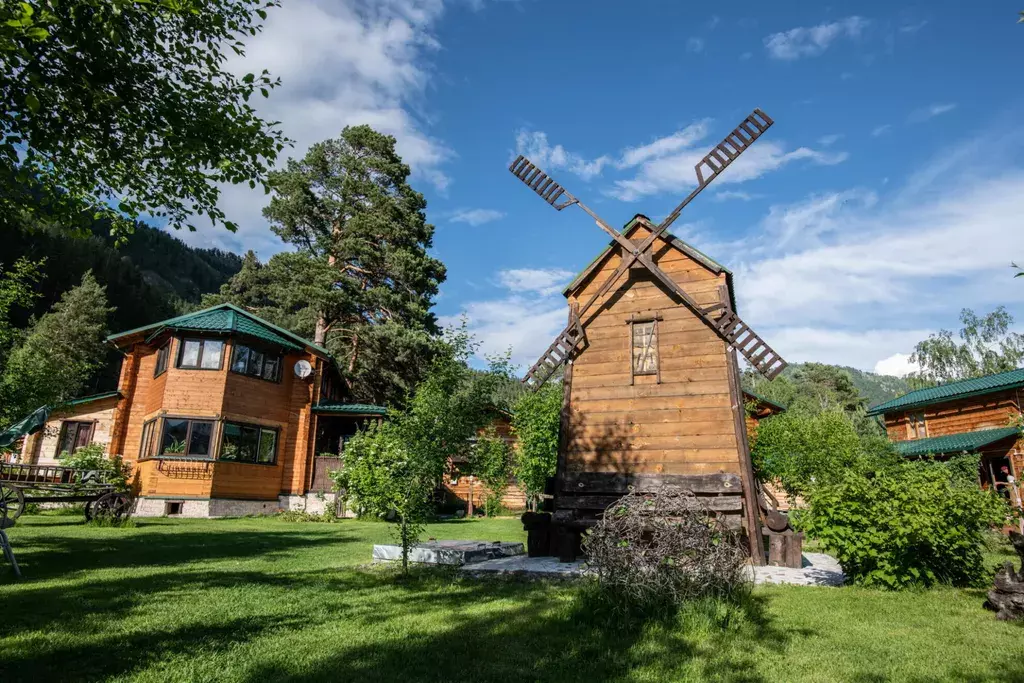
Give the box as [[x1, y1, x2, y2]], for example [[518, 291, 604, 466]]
[[56, 421, 94, 458], [230, 343, 282, 382], [907, 411, 927, 439], [177, 338, 224, 370]]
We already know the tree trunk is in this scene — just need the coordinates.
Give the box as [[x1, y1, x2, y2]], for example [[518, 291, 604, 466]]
[[986, 531, 1024, 619], [314, 315, 327, 346], [400, 516, 409, 575], [348, 332, 359, 374]]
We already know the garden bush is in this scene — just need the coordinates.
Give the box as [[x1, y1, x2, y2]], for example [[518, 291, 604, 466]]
[[582, 486, 749, 614], [60, 443, 131, 492], [797, 458, 1010, 589]]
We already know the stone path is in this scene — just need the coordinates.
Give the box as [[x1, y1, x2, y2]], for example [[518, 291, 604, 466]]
[[462, 552, 845, 587], [748, 552, 845, 587]]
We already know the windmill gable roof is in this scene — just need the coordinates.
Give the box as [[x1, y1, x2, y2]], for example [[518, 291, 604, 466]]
[[561, 214, 737, 311]]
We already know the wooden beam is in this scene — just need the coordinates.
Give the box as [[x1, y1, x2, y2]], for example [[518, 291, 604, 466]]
[[560, 472, 742, 495], [722, 284, 764, 565], [554, 303, 578, 510]]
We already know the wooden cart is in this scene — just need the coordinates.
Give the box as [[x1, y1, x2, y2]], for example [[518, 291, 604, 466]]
[[0, 463, 134, 522]]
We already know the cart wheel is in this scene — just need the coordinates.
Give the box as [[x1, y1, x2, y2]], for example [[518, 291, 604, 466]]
[[83, 499, 96, 522], [0, 483, 25, 523], [90, 492, 134, 522]]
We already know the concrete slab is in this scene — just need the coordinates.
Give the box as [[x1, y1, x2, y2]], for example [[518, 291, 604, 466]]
[[461, 552, 845, 587], [372, 540, 524, 566]]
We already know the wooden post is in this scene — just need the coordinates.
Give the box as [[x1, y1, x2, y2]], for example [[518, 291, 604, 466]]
[[721, 284, 764, 566], [555, 303, 579, 500]]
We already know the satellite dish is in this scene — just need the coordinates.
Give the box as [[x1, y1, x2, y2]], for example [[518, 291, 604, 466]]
[[293, 359, 313, 379]]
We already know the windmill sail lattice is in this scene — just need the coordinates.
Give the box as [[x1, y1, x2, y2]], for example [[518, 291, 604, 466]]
[[510, 108, 787, 389]]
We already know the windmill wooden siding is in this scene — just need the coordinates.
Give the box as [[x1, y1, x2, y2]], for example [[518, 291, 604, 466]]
[[565, 224, 739, 478]]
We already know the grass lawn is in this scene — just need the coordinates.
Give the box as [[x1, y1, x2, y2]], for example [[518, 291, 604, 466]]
[[3, 513, 1024, 682]]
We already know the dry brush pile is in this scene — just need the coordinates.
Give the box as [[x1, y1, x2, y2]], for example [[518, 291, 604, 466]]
[[582, 486, 750, 611]]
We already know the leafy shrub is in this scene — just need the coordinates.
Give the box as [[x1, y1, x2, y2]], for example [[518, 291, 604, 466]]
[[277, 509, 337, 523], [60, 443, 131, 492], [751, 409, 898, 498], [797, 460, 1010, 589], [583, 486, 749, 614], [481, 494, 504, 518], [511, 382, 561, 509]]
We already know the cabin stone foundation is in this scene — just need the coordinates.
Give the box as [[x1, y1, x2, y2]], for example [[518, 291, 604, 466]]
[[134, 496, 281, 518]]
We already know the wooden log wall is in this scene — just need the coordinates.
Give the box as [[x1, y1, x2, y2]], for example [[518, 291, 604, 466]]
[[556, 224, 751, 536], [884, 389, 1023, 441]]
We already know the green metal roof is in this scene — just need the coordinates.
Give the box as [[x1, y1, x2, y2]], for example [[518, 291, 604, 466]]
[[866, 368, 1024, 416], [743, 390, 786, 413], [561, 214, 737, 312], [313, 402, 388, 416], [108, 303, 329, 357], [66, 390, 122, 407], [894, 426, 1021, 458]]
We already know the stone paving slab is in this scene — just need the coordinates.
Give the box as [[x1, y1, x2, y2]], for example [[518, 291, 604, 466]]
[[461, 552, 845, 587], [372, 540, 524, 566]]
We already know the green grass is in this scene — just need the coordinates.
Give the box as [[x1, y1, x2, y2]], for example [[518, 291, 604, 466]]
[[2, 514, 1024, 682]]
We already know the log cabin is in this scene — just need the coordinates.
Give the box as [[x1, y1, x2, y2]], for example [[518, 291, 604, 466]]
[[11, 304, 385, 517], [536, 215, 784, 560], [867, 368, 1024, 492]]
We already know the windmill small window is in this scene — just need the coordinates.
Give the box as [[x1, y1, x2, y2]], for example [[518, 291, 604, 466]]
[[629, 314, 661, 383]]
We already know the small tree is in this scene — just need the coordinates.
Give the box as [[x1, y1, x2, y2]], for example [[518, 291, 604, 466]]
[[511, 382, 562, 510], [470, 427, 512, 516], [910, 307, 1024, 383], [0, 271, 113, 427], [334, 323, 507, 572], [333, 421, 430, 574]]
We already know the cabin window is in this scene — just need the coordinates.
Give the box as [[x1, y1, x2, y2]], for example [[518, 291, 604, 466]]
[[56, 421, 94, 458], [230, 343, 282, 383], [907, 411, 927, 439], [177, 338, 224, 370], [159, 418, 215, 458], [220, 421, 278, 465], [154, 340, 170, 378], [631, 321, 659, 376], [139, 419, 159, 459]]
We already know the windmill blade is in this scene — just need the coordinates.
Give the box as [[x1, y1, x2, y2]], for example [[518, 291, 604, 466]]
[[509, 156, 641, 258], [656, 108, 773, 235], [509, 156, 579, 211], [522, 313, 584, 389]]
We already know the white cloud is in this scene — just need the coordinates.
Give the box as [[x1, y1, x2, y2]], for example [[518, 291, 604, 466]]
[[818, 134, 843, 146], [739, 51, 752, 60], [908, 103, 957, 123], [764, 16, 869, 60], [616, 121, 710, 169], [706, 15, 720, 30], [191, 0, 491, 254], [712, 190, 765, 203], [760, 189, 876, 249], [874, 353, 921, 377], [497, 268, 574, 297], [871, 124, 891, 137], [609, 138, 848, 202], [899, 20, 928, 34], [686, 37, 705, 53], [514, 130, 611, 181], [449, 208, 505, 226], [764, 328, 932, 372]]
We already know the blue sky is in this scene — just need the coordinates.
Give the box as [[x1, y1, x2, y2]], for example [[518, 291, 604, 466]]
[[180, 1, 1024, 376]]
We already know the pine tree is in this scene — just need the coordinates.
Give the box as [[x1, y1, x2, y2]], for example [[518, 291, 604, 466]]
[[212, 125, 447, 406], [0, 271, 114, 425]]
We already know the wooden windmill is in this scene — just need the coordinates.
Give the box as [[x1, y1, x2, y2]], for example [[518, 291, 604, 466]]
[[509, 109, 788, 563]]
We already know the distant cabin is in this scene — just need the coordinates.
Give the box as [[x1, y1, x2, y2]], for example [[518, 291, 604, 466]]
[[868, 368, 1024, 491], [10, 304, 385, 518]]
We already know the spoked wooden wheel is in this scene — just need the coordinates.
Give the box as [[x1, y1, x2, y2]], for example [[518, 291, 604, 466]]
[[0, 483, 25, 523], [86, 492, 134, 522]]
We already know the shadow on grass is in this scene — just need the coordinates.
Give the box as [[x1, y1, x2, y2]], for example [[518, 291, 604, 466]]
[[4, 522, 355, 579], [1, 555, 795, 683]]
